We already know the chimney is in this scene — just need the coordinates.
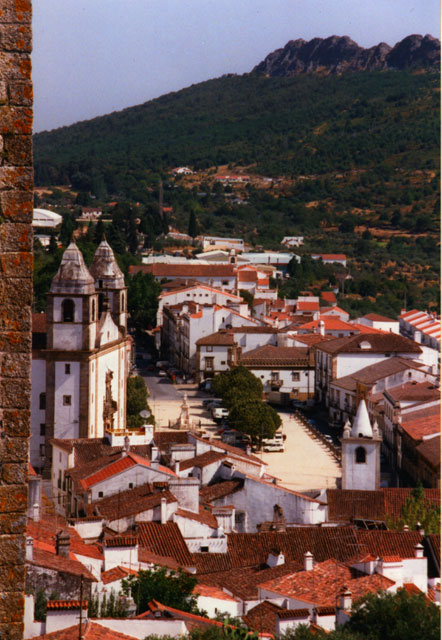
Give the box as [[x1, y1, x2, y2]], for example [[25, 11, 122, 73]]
[[339, 587, 352, 611], [122, 435, 130, 456], [174, 460, 180, 474], [303, 551, 314, 571], [318, 320, 325, 336], [414, 543, 424, 559], [55, 531, 71, 557], [403, 525, 409, 532], [160, 497, 167, 524], [416, 521, 425, 536], [151, 445, 159, 462], [28, 476, 42, 520], [414, 330, 422, 344], [26, 536, 33, 562], [33, 502, 40, 521]]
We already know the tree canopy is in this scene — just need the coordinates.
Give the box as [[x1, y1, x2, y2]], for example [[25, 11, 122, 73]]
[[386, 483, 440, 534], [122, 566, 200, 616], [126, 375, 149, 428], [211, 366, 263, 399], [127, 271, 162, 331]]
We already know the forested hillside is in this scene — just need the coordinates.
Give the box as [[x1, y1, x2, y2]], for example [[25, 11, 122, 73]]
[[34, 71, 439, 189]]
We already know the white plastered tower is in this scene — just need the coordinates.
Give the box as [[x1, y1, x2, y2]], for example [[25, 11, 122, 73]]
[[341, 399, 381, 490]]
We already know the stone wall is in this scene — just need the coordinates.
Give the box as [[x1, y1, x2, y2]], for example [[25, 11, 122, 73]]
[[0, 0, 33, 638]]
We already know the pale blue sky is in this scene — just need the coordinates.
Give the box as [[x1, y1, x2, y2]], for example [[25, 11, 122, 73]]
[[32, 0, 440, 132]]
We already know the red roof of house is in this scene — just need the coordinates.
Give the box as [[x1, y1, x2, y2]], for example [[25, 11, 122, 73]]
[[400, 406, 441, 441], [101, 566, 138, 585], [297, 300, 320, 312], [363, 313, 396, 322], [29, 621, 138, 639], [80, 452, 175, 489], [298, 317, 357, 332], [137, 522, 194, 567], [46, 600, 88, 610], [175, 505, 219, 529], [312, 254, 346, 261], [137, 600, 226, 632], [194, 584, 239, 601], [320, 292, 337, 304]]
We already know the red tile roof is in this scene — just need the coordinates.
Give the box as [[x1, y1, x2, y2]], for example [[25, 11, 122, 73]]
[[80, 452, 175, 489], [196, 331, 236, 346], [386, 381, 440, 403], [137, 522, 194, 567], [137, 600, 225, 632], [46, 601, 88, 610], [29, 548, 96, 582], [363, 313, 396, 322], [32, 312, 47, 333], [194, 584, 239, 601], [311, 254, 346, 261], [316, 333, 422, 355], [243, 601, 283, 635], [355, 530, 423, 559], [103, 535, 138, 548], [400, 406, 441, 441], [297, 300, 320, 312], [240, 345, 311, 367], [200, 479, 245, 503], [27, 516, 103, 560], [101, 566, 138, 585], [299, 317, 357, 332], [179, 450, 226, 472], [29, 621, 139, 640], [92, 483, 177, 521], [320, 292, 337, 304], [175, 505, 219, 529], [260, 558, 393, 606]]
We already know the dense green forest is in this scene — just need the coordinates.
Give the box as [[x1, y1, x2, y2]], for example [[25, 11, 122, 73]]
[[33, 70, 440, 317], [34, 71, 439, 187]]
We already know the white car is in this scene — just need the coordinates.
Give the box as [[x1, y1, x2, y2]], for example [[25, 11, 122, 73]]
[[212, 407, 229, 421]]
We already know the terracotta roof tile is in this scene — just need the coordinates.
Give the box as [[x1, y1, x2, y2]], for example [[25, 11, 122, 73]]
[[315, 333, 422, 355], [194, 584, 239, 601], [355, 530, 423, 559], [200, 479, 245, 503], [320, 292, 337, 304], [103, 535, 138, 547], [29, 548, 96, 582], [311, 254, 346, 261], [92, 483, 177, 522], [363, 313, 396, 322], [240, 345, 310, 367], [386, 381, 440, 403], [416, 436, 441, 467], [137, 600, 225, 632], [29, 621, 138, 639], [196, 332, 236, 346], [79, 451, 175, 490], [179, 451, 226, 472], [260, 558, 393, 606], [243, 601, 283, 635], [101, 566, 138, 585], [175, 505, 219, 529], [137, 522, 194, 567], [46, 600, 88, 610], [400, 406, 441, 441]]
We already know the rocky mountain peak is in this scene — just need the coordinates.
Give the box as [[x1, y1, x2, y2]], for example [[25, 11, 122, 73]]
[[252, 34, 440, 77]]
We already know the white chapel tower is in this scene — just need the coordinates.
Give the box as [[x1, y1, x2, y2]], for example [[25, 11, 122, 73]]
[[341, 399, 381, 491], [31, 242, 130, 475]]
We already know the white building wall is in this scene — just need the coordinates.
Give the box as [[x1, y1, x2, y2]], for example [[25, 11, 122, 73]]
[[103, 544, 139, 571], [173, 514, 216, 539], [46, 609, 86, 634], [92, 343, 127, 438], [24, 595, 45, 639], [94, 618, 186, 639], [195, 594, 241, 619], [52, 297, 84, 350], [248, 367, 314, 398], [336, 353, 417, 379], [90, 465, 174, 501], [342, 442, 378, 490], [30, 358, 47, 468], [54, 361, 81, 440]]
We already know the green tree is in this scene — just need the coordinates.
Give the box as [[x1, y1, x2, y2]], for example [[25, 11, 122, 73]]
[[239, 289, 254, 313], [386, 483, 440, 534], [122, 566, 200, 616], [228, 399, 281, 444], [347, 589, 440, 640], [127, 271, 162, 331], [34, 588, 47, 622], [188, 210, 198, 238], [211, 366, 263, 399], [126, 375, 149, 428]]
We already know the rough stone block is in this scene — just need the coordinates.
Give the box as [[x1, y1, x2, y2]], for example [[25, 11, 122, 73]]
[[0, 251, 32, 277], [0, 24, 31, 52], [0, 485, 28, 516], [0, 166, 32, 190], [0, 276, 33, 306], [1, 435, 29, 462], [4, 133, 32, 163], [1, 408, 30, 436], [0, 330, 31, 353], [0, 52, 31, 81], [2, 463, 27, 484], [0, 106, 32, 134], [0, 622, 25, 640], [0, 352, 30, 377], [0, 589, 24, 621], [0, 189, 33, 221], [8, 80, 32, 106], [0, 563, 25, 589], [0, 298, 31, 331], [0, 79, 7, 102], [0, 512, 26, 535], [0, 0, 32, 23], [0, 222, 33, 252], [0, 378, 31, 408]]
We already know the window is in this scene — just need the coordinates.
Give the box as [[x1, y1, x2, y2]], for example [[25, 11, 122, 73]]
[[221, 361, 226, 365], [200, 546, 209, 553], [63, 395, 72, 406], [91, 299, 96, 321], [98, 280, 103, 289], [121, 293, 125, 310], [40, 423, 45, 436], [205, 357, 214, 370], [206, 346, 213, 352], [65, 364, 70, 374], [128, 483, 133, 489], [39, 392, 46, 410], [292, 372, 300, 381], [355, 447, 366, 464], [98, 491, 103, 498], [62, 299, 75, 322]]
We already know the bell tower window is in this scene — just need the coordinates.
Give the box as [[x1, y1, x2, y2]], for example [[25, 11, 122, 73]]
[[91, 299, 96, 321], [355, 446, 366, 464], [121, 292, 125, 311], [62, 299, 75, 322]]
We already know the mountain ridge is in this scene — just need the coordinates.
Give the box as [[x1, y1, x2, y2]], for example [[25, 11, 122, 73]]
[[252, 34, 440, 76]]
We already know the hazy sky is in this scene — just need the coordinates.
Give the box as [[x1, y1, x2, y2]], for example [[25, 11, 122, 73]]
[[32, 0, 440, 132]]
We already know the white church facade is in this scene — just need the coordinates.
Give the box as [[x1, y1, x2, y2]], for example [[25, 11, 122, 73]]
[[31, 240, 131, 473]]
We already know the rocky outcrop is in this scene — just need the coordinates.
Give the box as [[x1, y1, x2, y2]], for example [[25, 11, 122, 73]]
[[252, 34, 440, 76]]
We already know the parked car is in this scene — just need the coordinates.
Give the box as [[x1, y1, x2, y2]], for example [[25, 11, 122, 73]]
[[212, 407, 229, 422], [263, 441, 285, 452], [324, 435, 333, 444], [158, 370, 167, 377]]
